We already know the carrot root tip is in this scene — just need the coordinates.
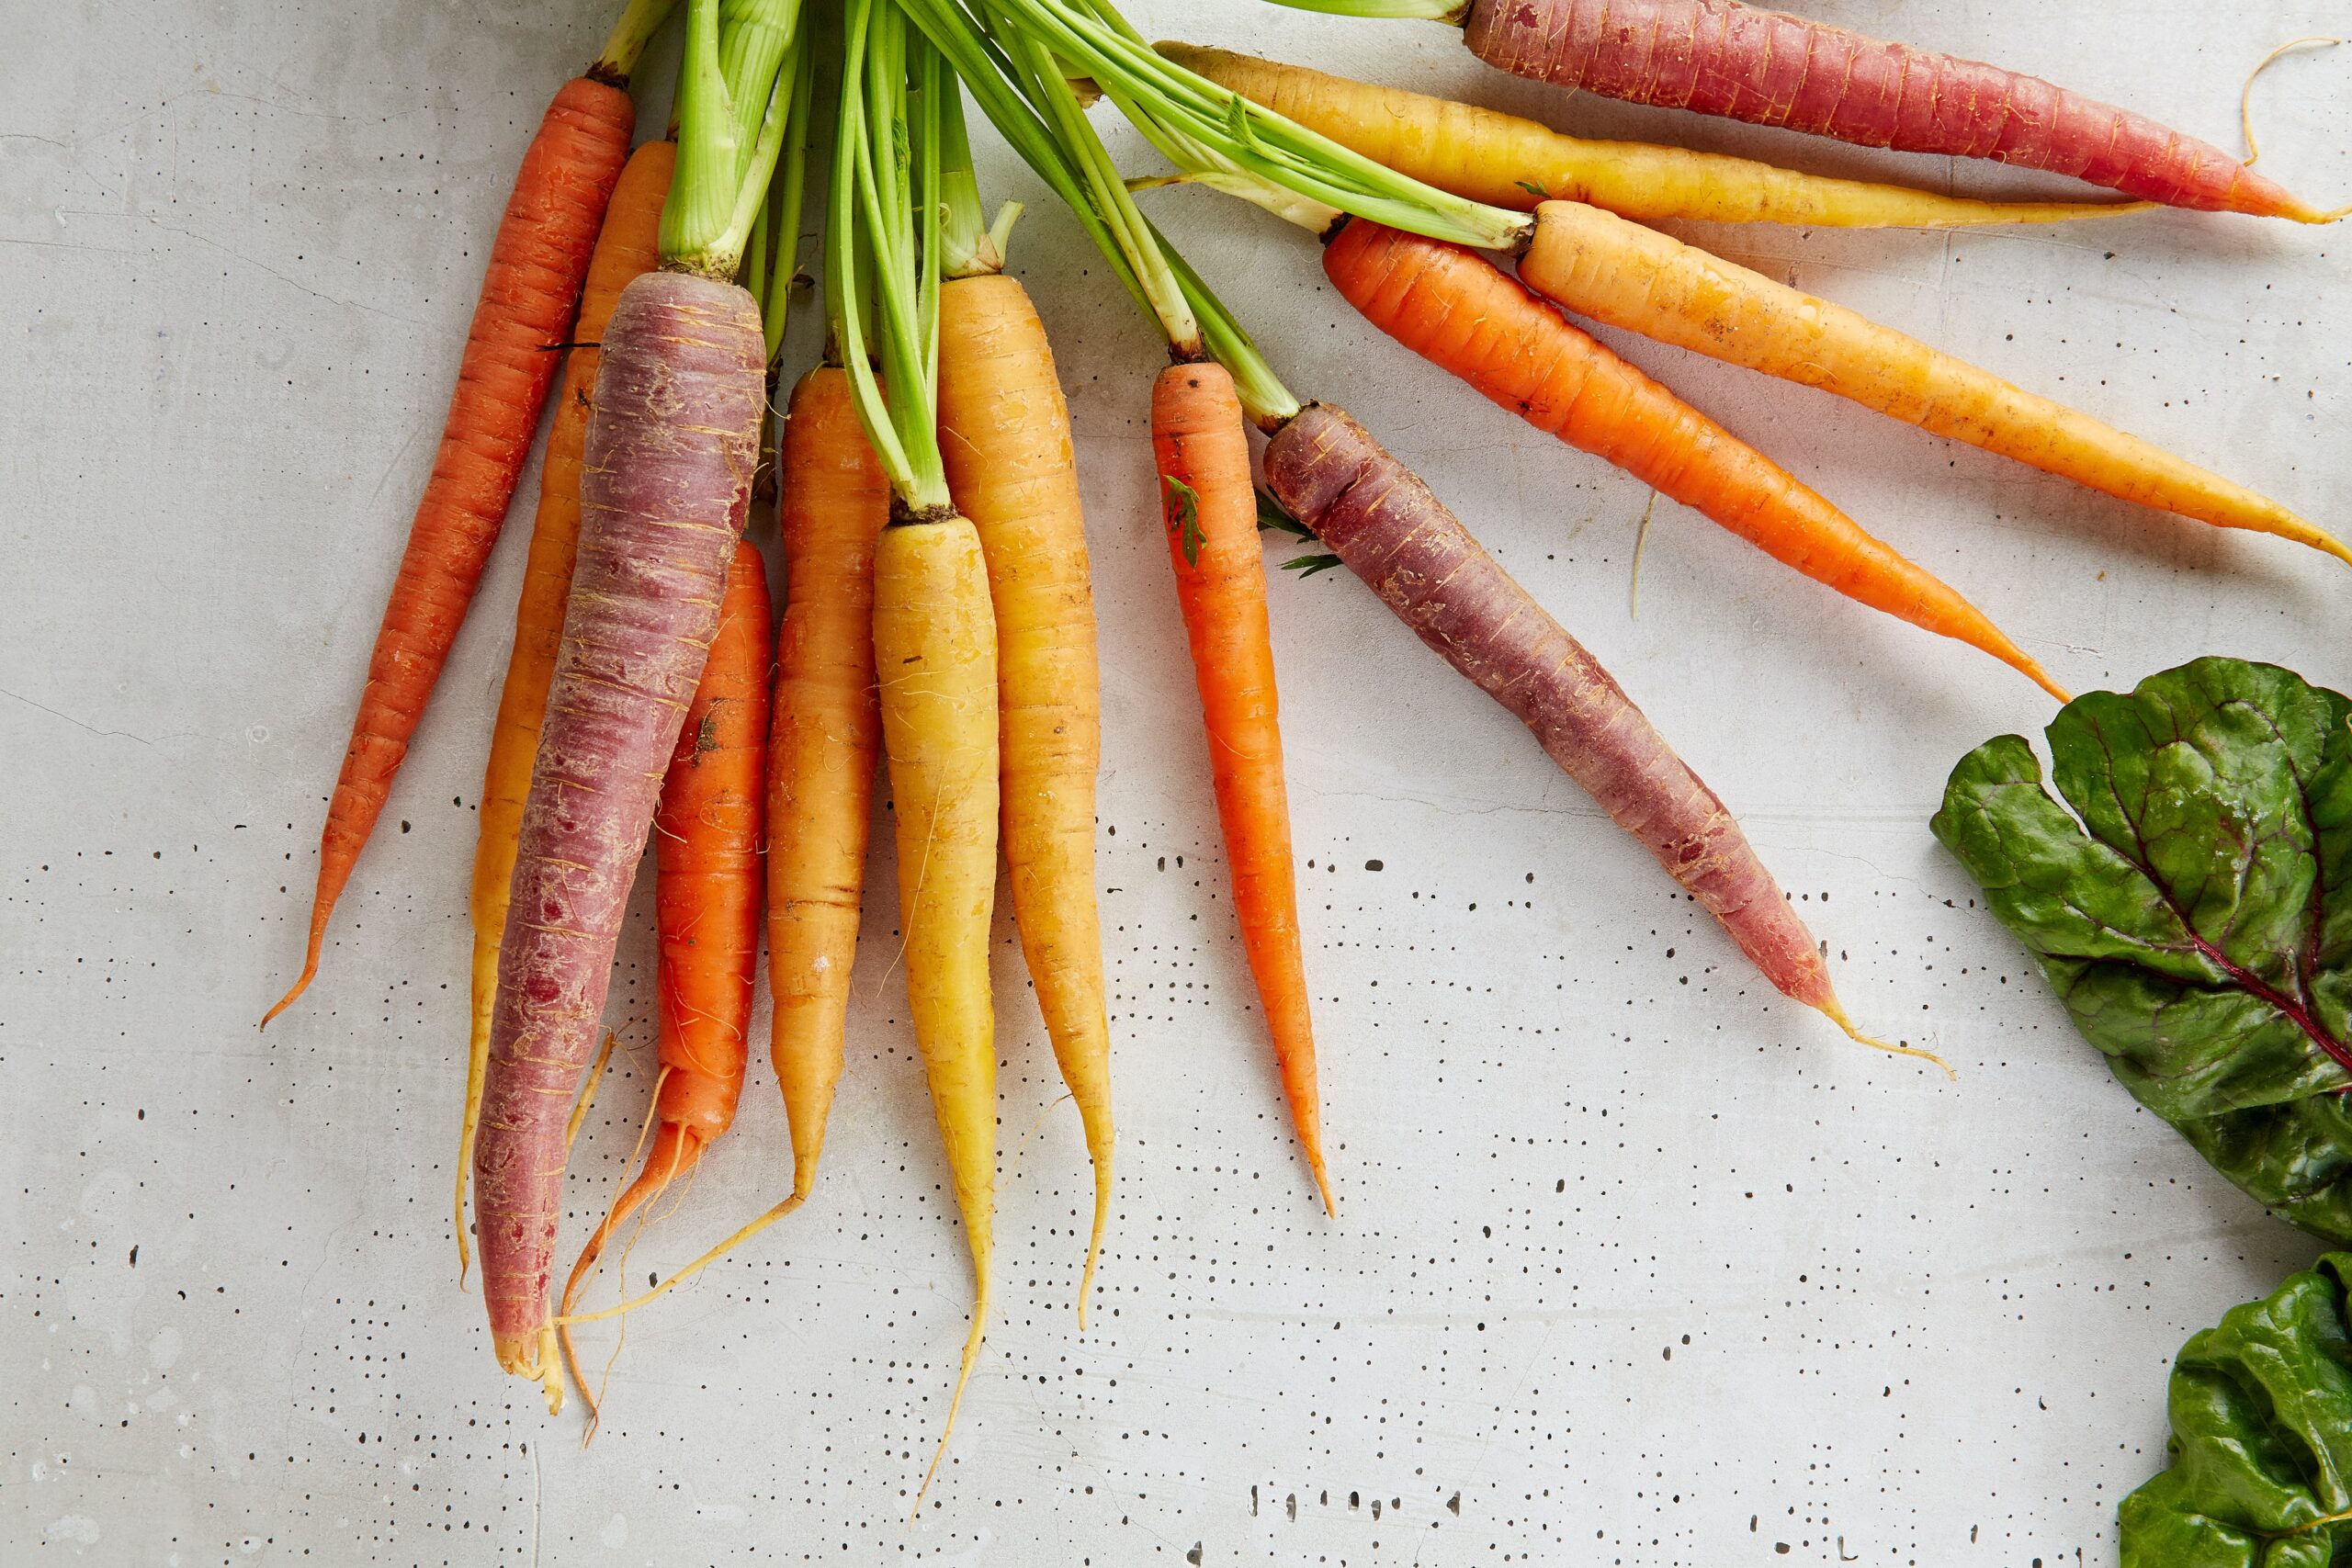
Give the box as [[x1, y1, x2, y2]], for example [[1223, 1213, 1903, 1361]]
[[257, 962, 317, 1031], [1821, 999, 1955, 1079]]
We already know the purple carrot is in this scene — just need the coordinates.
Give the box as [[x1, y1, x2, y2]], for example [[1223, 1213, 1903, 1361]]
[[1457, 0, 2339, 220], [473, 270, 766, 1407], [1262, 402, 1945, 1071]]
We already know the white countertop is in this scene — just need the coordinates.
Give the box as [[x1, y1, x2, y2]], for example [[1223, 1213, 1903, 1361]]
[[6, 0, 2348, 1560]]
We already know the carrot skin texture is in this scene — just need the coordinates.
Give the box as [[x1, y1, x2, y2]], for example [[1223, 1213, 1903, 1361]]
[[1154, 366, 1334, 1211], [474, 271, 765, 1391], [1263, 403, 1835, 1011], [1325, 220, 2064, 700], [265, 77, 636, 1027], [766, 368, 891, 1200], [874, 515, 1001, 1467], [458, 139, 673, 1279], [1163, 43, 2147, 229], [935, 276, 1115, 1317], [1516, 200, 2352, 566], [1460, 0, 2322, 219]]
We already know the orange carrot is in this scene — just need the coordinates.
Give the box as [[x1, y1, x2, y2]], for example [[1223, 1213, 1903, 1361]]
[[1324, 218, 2068, 701], [555, 539, 771, 1421], [766, 367, 891, 1200], [1152, 363, 1334, 1212], [263, 60, 640, 1028], [455, 138, 674, 1282]]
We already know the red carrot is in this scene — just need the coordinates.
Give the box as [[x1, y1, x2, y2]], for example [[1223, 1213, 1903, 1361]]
[[472, 0, 793, 1408], [473, 271, 766, 1407], [1262, 402, 1947, 1073], [1453, 0, 2341, 220], [262, 20, 654, 1028]]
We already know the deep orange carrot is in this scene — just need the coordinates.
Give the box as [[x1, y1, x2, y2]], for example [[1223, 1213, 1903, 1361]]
[[263, 73, 637, 1028], [1152, 362, 1334, 1212], [456, 138, 674, 1283], [1325, 219, 2067, 701], [556, 539, 771, 1420]]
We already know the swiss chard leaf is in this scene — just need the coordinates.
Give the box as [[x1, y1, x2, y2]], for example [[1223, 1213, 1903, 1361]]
[[1932, 658, 2352, 1243], [2120, 1252, 2352, 1567]]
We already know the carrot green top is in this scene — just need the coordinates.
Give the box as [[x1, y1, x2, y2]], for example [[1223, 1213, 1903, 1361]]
[[591, 0, 684, 85], [1251, 0, 1465, 17], [662, 0, 804, 278], [984, 0, 1532, 254], [828, 0, 956, 516], [899, 0, 1302, 427]]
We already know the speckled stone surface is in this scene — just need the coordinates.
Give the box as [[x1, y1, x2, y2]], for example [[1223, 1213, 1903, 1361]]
[[5, 2, 2347, 1561]]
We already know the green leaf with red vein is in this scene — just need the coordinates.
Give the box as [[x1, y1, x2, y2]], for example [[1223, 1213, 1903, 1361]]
[[1933, 657, 2352, 1243]]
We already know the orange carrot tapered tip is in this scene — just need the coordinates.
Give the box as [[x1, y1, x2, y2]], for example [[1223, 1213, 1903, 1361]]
[[262, 73, 636, 1030]]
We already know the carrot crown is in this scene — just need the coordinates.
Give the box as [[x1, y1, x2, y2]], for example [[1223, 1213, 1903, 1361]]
[[984, 0, 1530, 253], [828, 0, 955, 515], [662, 0, 807, 278]]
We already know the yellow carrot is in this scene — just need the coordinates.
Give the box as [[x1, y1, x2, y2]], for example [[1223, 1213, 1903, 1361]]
[[874, 511, 1001, 1505], [1160, 43, 2153, 230], [1516, 199, 2352, 564]]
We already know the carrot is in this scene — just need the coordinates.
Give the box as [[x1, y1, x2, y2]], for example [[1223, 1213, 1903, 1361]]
[[1262, 402, 1948, 1073], [472, 0, 793, 1408], [1160, 42, 2151, 229], [554, 538, 771, 1423], [1323, 218, 2067, 700], [1154, 364, 1335, 1211], [1295, 0, 2346, 220], [261, 6, 662, 1029], [1512, 199, 2352, 565], [455, 139, 674, 1283], [828, 5, 1001, 1506], [935, 272, 1117, 1313], [767, 366, 891, 1199]]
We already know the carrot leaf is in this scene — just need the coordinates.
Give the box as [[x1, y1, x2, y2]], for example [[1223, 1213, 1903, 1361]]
[[1255, 484, 1311, 536], [1160, 474, 1205, 565], [1934, 657, 2352, 1243]]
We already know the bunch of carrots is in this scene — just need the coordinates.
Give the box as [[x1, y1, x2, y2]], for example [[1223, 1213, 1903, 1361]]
[[259, 0, 2341, 1499]]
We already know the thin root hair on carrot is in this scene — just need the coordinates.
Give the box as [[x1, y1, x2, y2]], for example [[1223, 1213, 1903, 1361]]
[[1822, 998, 1956, 1080], [2238, 36, 2349, 220], [550, 1194, 808, 1330]]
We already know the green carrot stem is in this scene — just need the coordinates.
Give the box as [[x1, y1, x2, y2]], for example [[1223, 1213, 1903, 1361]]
[[980, 3, 1197, 352], [593, 0, 683, 83], [831, 0, 953, 512], [763, 30, 819, 363], [1253, 0, 1464, 17], [992, 0, 1525, 249], [718, 0, 803, 166]]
